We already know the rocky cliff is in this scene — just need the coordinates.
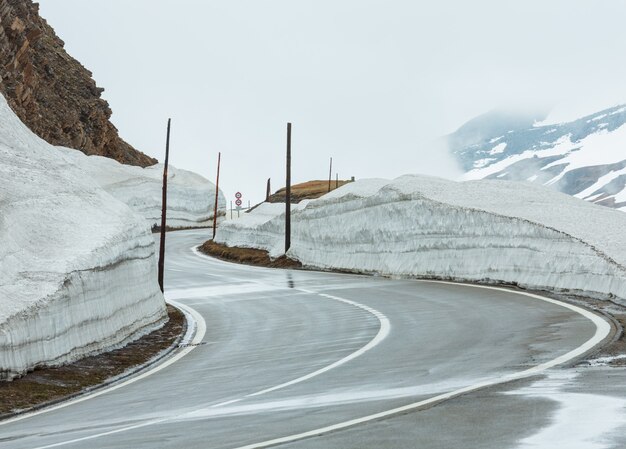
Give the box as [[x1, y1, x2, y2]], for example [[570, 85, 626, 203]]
[[0, 0, 156, 166]]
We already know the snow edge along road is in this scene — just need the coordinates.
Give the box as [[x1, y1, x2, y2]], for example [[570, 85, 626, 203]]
[[16, 251, 395, 449], [0, 300, 207, 427]]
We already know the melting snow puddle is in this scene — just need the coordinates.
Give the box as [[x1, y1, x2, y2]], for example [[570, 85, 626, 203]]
[[585, 354, 626, 367], [169, 378, 488, 423], [165, 283, 285, 300], [508, 371, 626, 449]]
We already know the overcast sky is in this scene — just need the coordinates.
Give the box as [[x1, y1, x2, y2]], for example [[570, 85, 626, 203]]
[[38, 0, 626, 204]]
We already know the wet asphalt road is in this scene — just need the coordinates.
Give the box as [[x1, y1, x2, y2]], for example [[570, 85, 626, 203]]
[[0, 229, 610, 449]]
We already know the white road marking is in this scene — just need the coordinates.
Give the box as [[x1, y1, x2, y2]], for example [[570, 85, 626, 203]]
[[24, 287, 392, 449], [26, 418, 169, 449], [246, 290, 390, 397], [229, 281, 611, 449], [15, 251, 612, 449], [0, 300, 206, 428]]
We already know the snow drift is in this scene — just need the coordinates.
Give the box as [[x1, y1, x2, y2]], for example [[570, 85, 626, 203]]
[[58, 148, 226, 229], [215, 176, 626, 305], [0, 95, 167, 380]]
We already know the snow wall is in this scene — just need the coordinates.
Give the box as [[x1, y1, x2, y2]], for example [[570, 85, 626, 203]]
[[215, 175, 626, 305], [0, 95, 167, 380], [58, 148, 226, 229]]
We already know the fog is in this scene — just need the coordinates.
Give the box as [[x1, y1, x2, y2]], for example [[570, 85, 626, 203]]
[[38, 0, 626, 204]]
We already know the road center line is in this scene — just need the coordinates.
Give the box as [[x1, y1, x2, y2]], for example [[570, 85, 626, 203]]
[[190, 245, 392, 396], [17, 251, 611, 449], [23, 254, 392, 449], [245, 289, 391, 397], [228, 281, 612, 449]]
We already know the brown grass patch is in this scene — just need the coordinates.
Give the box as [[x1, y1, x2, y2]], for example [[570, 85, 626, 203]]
[[199, 240, 302, 269], [0, 305, 185, 418], [152, 224, 212, 233], [267, 179, 351, 203]]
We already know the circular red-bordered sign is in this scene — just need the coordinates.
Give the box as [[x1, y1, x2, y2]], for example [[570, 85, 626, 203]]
[[235, 199, 242, 207], [235, 192, 242, 199]]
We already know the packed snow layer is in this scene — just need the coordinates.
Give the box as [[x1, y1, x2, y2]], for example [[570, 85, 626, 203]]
[[57, 147, 226, 229], [215, 175, 626, 305], [0, 95, 167, 380], [216, 202, 310, 250]]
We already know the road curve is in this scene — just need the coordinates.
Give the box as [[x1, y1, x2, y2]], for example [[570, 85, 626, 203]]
[[0, 229, 609, 449]]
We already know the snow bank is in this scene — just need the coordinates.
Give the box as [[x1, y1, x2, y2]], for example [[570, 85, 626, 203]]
[[215, 175, 626, 305], [58, 148, 225, 229], [0, 95, 167, 380], [216, 202, 310, 250]]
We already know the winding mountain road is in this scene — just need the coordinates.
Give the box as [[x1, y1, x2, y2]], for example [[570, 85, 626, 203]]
[[0, 230, 611, 449]]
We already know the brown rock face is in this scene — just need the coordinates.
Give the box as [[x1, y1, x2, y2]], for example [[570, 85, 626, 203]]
[[0, 0, 156, 167]]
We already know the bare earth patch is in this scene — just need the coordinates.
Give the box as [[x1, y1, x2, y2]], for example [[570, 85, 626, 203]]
[[0, 305, 185, 418], [579, 305, 626, 367], [267, 179, 351, 203], [199, 240, 302, 269], [152, 224, 212, 233]]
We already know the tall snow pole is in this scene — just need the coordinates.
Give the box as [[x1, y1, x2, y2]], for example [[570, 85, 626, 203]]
[[328, 157, 333, 192], [266, 178, 271, 202], [212, 152, 221, 240], [285, 123, 292, 253], [336, 173, 339, 189], [158, 118, 171, 293]]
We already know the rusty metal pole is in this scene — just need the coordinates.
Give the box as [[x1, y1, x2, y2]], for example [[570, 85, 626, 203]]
[[336, 173, 338, 189], [158, 118, 171, 293], [285, 123, 292, 253], [212, 152, 221, 240], [328, 157, 332, 192], [266, 178, 271, 202]]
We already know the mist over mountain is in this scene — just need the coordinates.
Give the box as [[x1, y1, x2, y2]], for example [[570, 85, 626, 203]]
[[447, 108, 549, 154], [448, 105, 626, 211]]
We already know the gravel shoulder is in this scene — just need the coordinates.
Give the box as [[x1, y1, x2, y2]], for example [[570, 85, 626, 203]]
[[0, 304, 186, 419]]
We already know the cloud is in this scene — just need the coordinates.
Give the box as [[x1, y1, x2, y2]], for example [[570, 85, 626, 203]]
[[37, 0, 626, 203]]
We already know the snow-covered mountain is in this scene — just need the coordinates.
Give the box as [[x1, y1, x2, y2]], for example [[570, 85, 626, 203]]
[[449, 106, 626, 210], [214, 175, 626, 305]]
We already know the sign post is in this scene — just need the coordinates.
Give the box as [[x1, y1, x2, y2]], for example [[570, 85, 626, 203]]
[[235, 192, 243, 217], [328, 157, 332, 192], [158, 118, 171, 293], [212, 152, 221, 240], [285, 123, 292, 253]]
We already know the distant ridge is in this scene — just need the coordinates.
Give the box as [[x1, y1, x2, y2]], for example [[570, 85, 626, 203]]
[[448, 105, 626, 211]]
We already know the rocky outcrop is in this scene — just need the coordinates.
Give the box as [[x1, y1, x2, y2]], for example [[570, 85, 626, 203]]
[[0, 0, 156, 166]]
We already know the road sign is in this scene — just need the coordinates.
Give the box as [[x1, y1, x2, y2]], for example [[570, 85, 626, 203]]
[[235, 199, 242, 207], [235, 192, 242, 199]]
